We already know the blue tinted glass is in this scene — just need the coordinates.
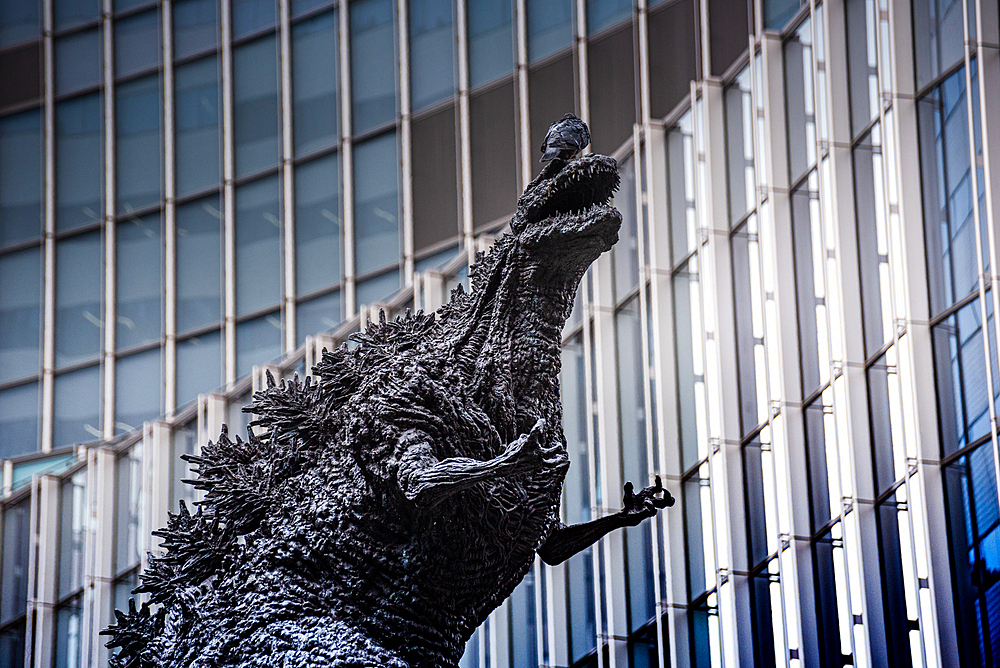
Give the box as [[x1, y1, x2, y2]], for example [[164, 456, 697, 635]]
[[509, 573, 538, 667], [410, 0, 454, 110], [293, 0, 335, 17], [467, 0, 512, 87], [115, 10, 159, 78], [115, 446, 142, 572], [527, 0, 571, 62], [0, 383, 39, 458], [116, 215, 162, 349], [560, 336, 590, 525], [173, 0, 218, 60], [414, 244, 460, 271], [292, 10, 339, 154], [56, 232, 103, 367], [54, 0, 100, 31], [54, 601, 83, 668], [0, 0, 39, 47], [586, 0, 630, 34], [934, 298, 992, 454], [56, 93, 103, 231], [351, 0, 396, 133], [0, 110, 42, 248], [913, 0, 965, 88], [115, 0, 155, 13], [236, 175, 281, 314], [54, 365, 101, 447], [55, 28, 101, 96], [356, 268, 400, 304], [115, 348, 161, 432], [566, 550, 596, 660], [764, 0, 802, 29], [0, 501, 30, 625], [353, 132, 399, 275], [236, 313, 282, 377], [295, 153, 341, 294], [234, 35, 280, 177], [612, 156, 638, 300], [176, 330, 221, 405], [116, 76, 162, 211], [232, 0, 276, 39], [177, 197, 222, 332], [175, 57, 220, 195], [297, 291, 341, 342], [0, 248, 41, 382]]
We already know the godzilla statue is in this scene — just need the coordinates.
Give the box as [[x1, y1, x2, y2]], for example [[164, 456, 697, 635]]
[[103, 150, 673, 668]]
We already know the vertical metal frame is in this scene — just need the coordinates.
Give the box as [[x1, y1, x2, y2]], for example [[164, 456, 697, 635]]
[[164, 0, 178, 414], [280, 0, 297, 350], [340, 1, 356, 316], [103, 0, 117, 439], [221, 0, 237, 384], [399, 0, 415, 286], [456, 0, 474, 266], [41, 0, 56, 452]]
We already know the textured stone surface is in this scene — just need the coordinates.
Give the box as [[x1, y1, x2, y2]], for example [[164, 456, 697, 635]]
[[103, 149, 672, 668]]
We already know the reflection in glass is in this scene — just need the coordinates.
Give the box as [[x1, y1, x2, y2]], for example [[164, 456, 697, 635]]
[[115, 445, 143, 574], [509, 572, 538, 668], [177, 197, 223, 332], [175, 57, 220, 196], [467, 0, 512, 87], [353, 132, 399, 276], [173, 0, 218, 60], [0, 110, 42, 248], [54, 599, 83, 668], [115, 348, 161, 432], [236, 313, 282, 377], [0, 383, 38, 458], [171, 425, 198, 508], [59, 473, 87, 597], [297, 291, 341, 343], [54, 0, 100, 31], [667, 113, 695, 266], [790, 176, 828, 395], [912, 0, 965, 89], [115, 9, 159, 78], [176, 330, 222, 406], [566, 549, 596, 661], [0, 248, 40, 382], [351, 0, 396, 133], [293, 0, 335, 17], [784, 20, 816, 182], [612, 156, 638, 301], [232, 0, 275, 39], [0, 0, 39, 46], [236, 175, 281, 315], [0, 502, 29, 626], [357, 269, 400, 304], [56, 232, 102, 367], [410, 0, 454, 110], [764, 0, 801, 29], [54, 365, 101, 447], [116, 76, 162, 212], [586, 0, 630, 34], [117, 215, 162, 349], [55, 28, 101, 96], [296, 153, 341, 294], [56, 93, 103, 231], [560, 335, 590, 526], [293, 10, 339, 154], [527, 0, 572, 62], [234, 36, 280, 177], [845, 0, 879, 135], [673, 259, 704, 468], [724, 69, 754, 224], [731, 218, 768, 434]]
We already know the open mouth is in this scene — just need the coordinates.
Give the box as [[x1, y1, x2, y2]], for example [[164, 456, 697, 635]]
[[521, 154, 621, 227]]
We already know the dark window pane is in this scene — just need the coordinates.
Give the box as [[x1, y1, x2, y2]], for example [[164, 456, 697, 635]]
[[56, 93, 103, 231], [295, 153, 341, 294], [867, 360, 897, 494], [58, 473, 87, 597], [560, 335, 590, 525], [566, 549, 596, 660], [176, 197, 223, 332], [875, 502, 914, 668], [528, 54, 575, 180], [232, 0, 276, 39], [467, 0, 513, 87], [55, 28, 101, 96], [411, 104, 458, 250], [356, 268, 400, 304], [509, 571, 538, 667], [913, 0, 965, 88], [708, 0, 748, 76], [353, 131, 399, 275], [116, 75, 163, 212], [0, 0, 40, 47], [236, 312, 282, 377], [784, 20, 815, 182], [175, 56, 220, 196], [0, 248, 41, 382], [587, 24, 634, 155], [56, 231, 103, 367], [115, 445, 142, 573], [0, 110, 42, 247], [0, 383, 39, 458], [115, 348, 161, 432], [115, 9, 159, 78], [173, 0, 218, 60], [54, 598, 83, 667], [853, 129, 892, 354], [763, 0, 801, 29], [612, 156, 638, 300], [812, 532, 846, 667], [171, 424, 197, 507], [845, 0, 878, 135], [725, 70, 754, 224], [804, 400, 831, 532], [176, 330, 222, 406], [293, 0, 335, 17], [0, 41, 41, 110], [683, 475, 708, 597], [410, 0, 454, 110], [115, 0, 155, 14], [234, 35, 280, 177], [297, 291, 341, 342], [293, 10, 339, 154], [237, 175, 282, 314], [527, 0, 572, 62], [54, 364, 101, 447], [791, 182, 821, 394], [351, 0, 396, 133], [648, 0, 697, 119], [743, 439, 769, 565], [673, 261, 701, 468], [54, 0, 100, 31], [470, 80, 516, 229], [117, 214, 162, 349], [0, 501, 30, 624], [587, 0, 630, 34]]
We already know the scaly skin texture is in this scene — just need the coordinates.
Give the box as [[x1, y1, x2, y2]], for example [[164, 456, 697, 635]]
[[103, 153, 673, 668]]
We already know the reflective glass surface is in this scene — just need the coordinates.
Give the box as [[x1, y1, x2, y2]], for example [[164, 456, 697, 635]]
[[0, 0, 39, 46], [177, 197, 223, 333], [0, 248, 40, 383], [115, 0, 155, 13], [292, 10, 339, 155], [55, 28, 101, 96], [232, 0, 276, 39], [116, 215, 162, 349], [356, 269, 400, 304], [293, 0, 335, 17], [115, 348, 161, 432], [58, 473, 87, 596], [560, 335, 590, 526], [0, 383, 38, 458], [54, 0, 100, 30], [913, 0, 966, 89], [351, 0, 396, 134], [115, 10, 159, 78], [509, 573, 538, 667], [54, 600, 83, 668], [0, 501, 29, 624], [175, 57, 220, 196], [845, 0, 879, 135], [236, 312, 282, 377], [115, 445, 142, 573], [784, 20, 816, 183], [234, 35, 280, 177], [236, 175, 281, 315], [295, 153, 341, 295], [764, 0, 802, 29], [173, 0, 218, 60], [791, 180, 823, 395], [612, 156, 638, 301], [55, 232, 102, 367], [587, 0, 630, 34], [409, 0, 454, 110], [673, 259, 704, 468], [566, 550, 596, 661], [54, 365, 101, 447], [467, 0, 512, 88], [527, 0, 572, 62], [116, 75, 162, 212], [297, 291, 341, 342], [353, 132, 399, 276], [0, 110, 42, 248], [667, 114, 696, 266], [171, 425, 197, 507], [724, 70, 754, 224], [176, 330, 222, 406], [56, 93, 103, 231]]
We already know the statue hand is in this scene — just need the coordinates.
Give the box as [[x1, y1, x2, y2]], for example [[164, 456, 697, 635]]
[[500, 419, 568, 474], [619, 475, 673, 527]]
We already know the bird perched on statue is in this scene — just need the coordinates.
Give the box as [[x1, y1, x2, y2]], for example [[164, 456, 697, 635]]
[[539, 113, 590, 162]]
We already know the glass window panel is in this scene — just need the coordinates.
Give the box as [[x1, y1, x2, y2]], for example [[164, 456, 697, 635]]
[[226, 389, 252, 436], [875, 502, 914, 666], [0, 109, 42, 248], [114, 445, 142, 573], [54, 0, 99, 30], [2, 43, 43, 112], [54, 598, 83, 668], [292, 10, 339, 154], [528, 55, 574, 181], [509, 572, 538, 668], [115, 348, 161, 432], [115, 0, 155, 13], [845, 0, 879, 135], [56, 93, 103, 231], [117, 215, 162, 349], [0, 248, 41, 382], [527, 0, 572, 62], [58, 472, 87, 597], [667, 114, 695, 266], [173, 0, 218, 60], [411, 104, 459, 248], [0, 500, 30, 625], [724, 70, 754, 224], [612, 157, 639, 301], [566, 549, 597, 661], [791, 182, 823, 395], [176, 197, 223, 332], [296, 291, 341, 342], [293, 0, 335, 17], [673, 260, 704, 469], [804, 400, 831, 532], [743, 440, 769, 566], [763, 0, 801, 29], [351, 0, 396, 134], [586, 24, 635, 156], [784, 20, 816, 183], [467, 0, 513, 88], [353, 132, 399, 276], [116, 76, 162, 212], [176, 330, 222, 406], [0, 383, 39, 458], [647, 0, 698, 120], [470, 81, 517, 229], [586, 0, 630, 34], [866, 360, 897, 494], [171, 424, 197, 508], [409, 0, 454, 111], [913, 0, 965, 89], [236, 312, 282, 377], [295, 153, 341, 295], [683, 476, 708, 598], [56, 231, 103, 367], [0, 623, 26, 667], [233, 35, 280, 177], [236, 174, 282, 315], [175, 57, 220, 196], [356, 268, 400, 304], [54, 365, 101, 447], [0, 0, 39, 46], [115, 9, 159, 78], [55, 28, 101, 96], [560, 334, 590, 526], [812, 532, 846, 667], [232, 0, 275, 39]]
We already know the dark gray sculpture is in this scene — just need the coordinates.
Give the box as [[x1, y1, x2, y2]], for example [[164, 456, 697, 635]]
[[103, 146, 673, 668], [539, 113, 591, 162]]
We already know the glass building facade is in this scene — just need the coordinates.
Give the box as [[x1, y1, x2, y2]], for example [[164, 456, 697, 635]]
[[0, 0, 996, 666]]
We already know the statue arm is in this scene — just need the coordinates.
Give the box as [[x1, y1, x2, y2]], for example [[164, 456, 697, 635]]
[[537, 476, 673, 566]]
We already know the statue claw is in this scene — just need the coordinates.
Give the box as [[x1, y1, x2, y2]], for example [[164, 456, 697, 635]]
[[621, 475, 674, 526]]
